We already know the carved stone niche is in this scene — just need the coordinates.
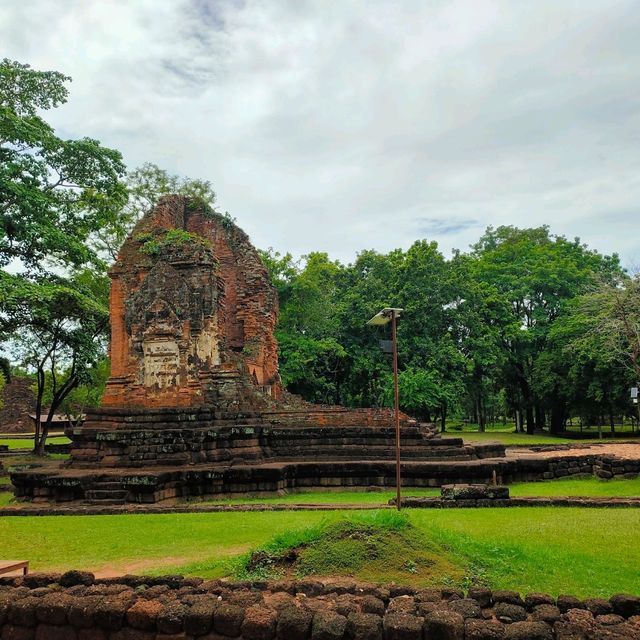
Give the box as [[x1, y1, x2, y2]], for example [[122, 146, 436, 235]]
[[125, 259, 220, 393]]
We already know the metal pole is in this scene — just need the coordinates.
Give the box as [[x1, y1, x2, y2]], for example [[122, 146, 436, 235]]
[[392, 310, 401, 510]]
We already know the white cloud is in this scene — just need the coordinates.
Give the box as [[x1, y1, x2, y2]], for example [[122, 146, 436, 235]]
[[2, 0, 639, 265]]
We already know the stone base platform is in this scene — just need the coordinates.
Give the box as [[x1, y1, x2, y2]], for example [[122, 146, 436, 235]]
[[13, 440, 640, 504], [11, 411, 512, 503], [12, 455, 511, 504], [67, 409, 462, 468], [14, 432, 640, 505], [10, 447, 618, 504]]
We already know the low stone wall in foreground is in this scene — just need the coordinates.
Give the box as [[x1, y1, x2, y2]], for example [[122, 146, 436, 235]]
[[1, 573, 639, 639]]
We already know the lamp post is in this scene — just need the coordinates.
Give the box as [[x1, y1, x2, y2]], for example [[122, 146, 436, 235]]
[[367, 307, 404, 510]]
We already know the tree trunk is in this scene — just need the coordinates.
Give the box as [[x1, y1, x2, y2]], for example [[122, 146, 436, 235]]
[[526, 403, 535, 435], [477, 397, 486, 432], [33, 367, 45, 455], [609, 405, 615, 434], [535, 404, 546, 429], [440, 403, 447, 433], [550, 400, 566, 435]]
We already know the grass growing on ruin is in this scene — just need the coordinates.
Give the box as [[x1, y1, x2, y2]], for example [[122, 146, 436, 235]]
[[1, 508, 640, 596]]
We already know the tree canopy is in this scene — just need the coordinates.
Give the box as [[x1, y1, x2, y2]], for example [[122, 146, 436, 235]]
[[0, 59, 125, 451], [264, 226, 629, 433]]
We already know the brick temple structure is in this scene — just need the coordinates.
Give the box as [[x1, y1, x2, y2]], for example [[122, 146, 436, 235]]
[[103, 195, 281, 411], [12, 196, 505, 503]]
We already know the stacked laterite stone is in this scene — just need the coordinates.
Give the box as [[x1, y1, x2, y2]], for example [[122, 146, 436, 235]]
[[11, 196, 506, 503], [103, 195, 282, 410], [1, 574, 639, 639]]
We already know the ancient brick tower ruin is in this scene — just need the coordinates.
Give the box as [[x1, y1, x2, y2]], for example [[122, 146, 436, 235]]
[[103, 195, 282, 411], [11, 196, 505, 503]]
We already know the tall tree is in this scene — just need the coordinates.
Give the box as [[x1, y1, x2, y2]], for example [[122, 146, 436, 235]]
[[0, 59, 127, 273], [2, 270, 109, 453], [470, 226, 621, 433], [269, 252, 348, 404], [0, 59, 126, 452], [449, 253, 517, 431]]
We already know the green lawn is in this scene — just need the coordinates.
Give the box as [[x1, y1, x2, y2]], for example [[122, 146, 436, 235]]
[[410, 508, 640, 596], [1, 508, 639, 596], [0, 436, 70, 450], [509, 477, 640, 497], [443, 430, 604, 445]]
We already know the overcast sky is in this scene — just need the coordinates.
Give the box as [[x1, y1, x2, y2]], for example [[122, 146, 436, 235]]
[[2, 0, 639, 266]]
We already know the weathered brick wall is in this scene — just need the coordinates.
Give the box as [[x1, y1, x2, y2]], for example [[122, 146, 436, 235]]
[[102, 195, 282, 411], [1, 573, 639, 639], [0, 377, 35, 433]]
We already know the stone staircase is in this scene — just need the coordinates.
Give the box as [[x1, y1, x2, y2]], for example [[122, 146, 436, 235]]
[[85, 480, 128, 505]]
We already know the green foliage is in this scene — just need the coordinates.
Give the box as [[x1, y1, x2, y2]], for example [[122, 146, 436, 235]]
[[210, 209, 237, 230], [1, 268, 110, 452], [0, 59, 127, 273], [128, 162, 216, 216], [381, 367, 457, 421], [266, 224, 624, 433], [0, 59, 127, 452], [467, 226, 623, 432], [531, 277, 639, 430], [277, 333, 347, 403], [258, 248, 298, 297], [55, 357, 110, 418], [137, 228, 212, 257], [0, 356, 12, 383], [0, 59, 69, 115], [94, 162, 217, 261]]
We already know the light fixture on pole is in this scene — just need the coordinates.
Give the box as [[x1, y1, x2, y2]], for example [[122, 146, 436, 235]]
[[367, 307, 404, 510]]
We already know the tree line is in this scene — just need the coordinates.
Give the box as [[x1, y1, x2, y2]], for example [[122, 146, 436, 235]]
[[262, 232, 639, 434], [1, 59, 638, 453]]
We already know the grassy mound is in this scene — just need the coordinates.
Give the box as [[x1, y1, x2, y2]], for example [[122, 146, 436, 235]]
[[235, 511, 468, 587]]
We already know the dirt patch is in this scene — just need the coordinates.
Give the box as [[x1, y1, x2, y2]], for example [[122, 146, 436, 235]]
[[92, 544, 251, 578], [509, 442, 640, 460]]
